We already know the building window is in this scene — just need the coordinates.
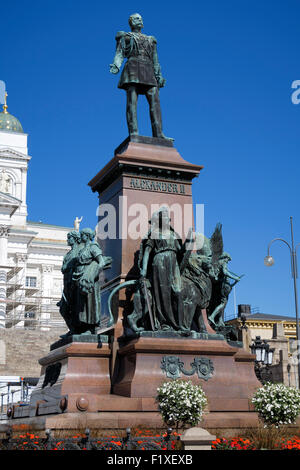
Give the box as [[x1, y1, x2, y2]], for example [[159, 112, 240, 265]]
[[24, 312, 35, 319], [289, 337, 297, 355], [26, 276, 37, 288]]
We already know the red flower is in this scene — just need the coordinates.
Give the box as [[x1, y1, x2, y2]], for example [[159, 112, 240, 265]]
[[111, 441, 122, 446]]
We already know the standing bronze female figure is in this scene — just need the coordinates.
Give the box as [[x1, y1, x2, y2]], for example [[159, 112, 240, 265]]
[[58, 230, 82, 337], [71, 228, 112, 335], [139, 207, 184, 331]]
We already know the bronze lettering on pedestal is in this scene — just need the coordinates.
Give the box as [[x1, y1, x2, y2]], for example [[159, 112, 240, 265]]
[[130, 178, 185, 194]]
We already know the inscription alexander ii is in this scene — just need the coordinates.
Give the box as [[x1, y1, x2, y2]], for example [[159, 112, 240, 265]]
[[129, 178, 186, 194]]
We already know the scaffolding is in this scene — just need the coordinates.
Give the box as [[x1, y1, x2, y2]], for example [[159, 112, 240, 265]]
[[0, 377, 39, 418], [1, 264, 66, 331]]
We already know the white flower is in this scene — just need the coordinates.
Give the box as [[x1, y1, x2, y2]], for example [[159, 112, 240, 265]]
[[252, 382, 300, 426], [156, 379, 208, 428]]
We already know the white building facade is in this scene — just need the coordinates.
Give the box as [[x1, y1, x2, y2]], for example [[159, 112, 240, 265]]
[[0, 102, 71, 331]]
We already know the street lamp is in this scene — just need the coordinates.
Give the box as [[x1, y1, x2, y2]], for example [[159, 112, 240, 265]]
[[264, 255, 275, 267], [263, 342, 274, 367], [250, 335, 265, 362], [251, 336, 274, 383], [264, 216, 300, 388]]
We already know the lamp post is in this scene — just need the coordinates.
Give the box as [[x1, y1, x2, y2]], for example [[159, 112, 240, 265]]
[[264, 216, 300, 388], [250, 336, 274, 383]]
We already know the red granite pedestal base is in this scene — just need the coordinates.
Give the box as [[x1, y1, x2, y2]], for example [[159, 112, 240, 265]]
[[11, 341, 112, 419], [112, 336, 261, 412]]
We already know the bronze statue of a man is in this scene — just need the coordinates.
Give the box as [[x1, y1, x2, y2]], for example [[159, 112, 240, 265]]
[[110, 13, 171, 140]]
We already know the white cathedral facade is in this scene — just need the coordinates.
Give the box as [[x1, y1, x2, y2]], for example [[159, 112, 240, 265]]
[[0, 99, 71, 331]]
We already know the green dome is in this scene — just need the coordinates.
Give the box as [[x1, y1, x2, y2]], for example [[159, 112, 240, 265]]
[[0, 111, 24, 133]]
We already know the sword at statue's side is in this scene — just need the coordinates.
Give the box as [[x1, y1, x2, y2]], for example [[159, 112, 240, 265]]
[[62, 291, 68, 304], [141, 276, 156, 331], [56, 290, 68, 307]]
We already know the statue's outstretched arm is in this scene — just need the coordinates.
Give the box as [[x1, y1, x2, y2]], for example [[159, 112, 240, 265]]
[[223, 265, 243, 282]]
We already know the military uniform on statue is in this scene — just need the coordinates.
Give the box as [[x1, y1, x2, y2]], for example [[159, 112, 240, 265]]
[[110, 13, 171, 140]]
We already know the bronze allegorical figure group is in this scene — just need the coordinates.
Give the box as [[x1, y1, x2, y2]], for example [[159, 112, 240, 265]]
[[57, 228, 112, 337]]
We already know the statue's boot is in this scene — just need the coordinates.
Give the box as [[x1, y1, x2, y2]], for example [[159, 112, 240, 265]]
[[156, 132, 174, 142], [59, 330, 73, 339], [147, 89, 174, 141], [150, 110, 173, 141], [152, 123, 174, 141]]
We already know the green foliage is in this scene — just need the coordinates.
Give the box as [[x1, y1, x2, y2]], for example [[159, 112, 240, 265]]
[[156, 379, 208, 429], [252, 382, 300, 427]]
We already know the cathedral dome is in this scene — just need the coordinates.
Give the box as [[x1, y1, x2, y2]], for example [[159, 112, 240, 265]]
[[0, 111, 24, 133]]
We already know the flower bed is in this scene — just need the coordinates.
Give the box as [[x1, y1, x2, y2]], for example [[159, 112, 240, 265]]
[[2, 430, 300, 450], [276, 436, 300, 450], [0, 429, 181, 451], [211, 438, 256, 450], [212, 435, 300, 450]]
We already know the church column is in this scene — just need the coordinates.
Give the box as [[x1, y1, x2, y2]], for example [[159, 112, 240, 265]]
[[20, 167, 28, 216], [0, 225, 9, 328]]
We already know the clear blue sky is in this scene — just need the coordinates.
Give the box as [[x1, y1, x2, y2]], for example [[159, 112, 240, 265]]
[[2, 0, 300, 318]]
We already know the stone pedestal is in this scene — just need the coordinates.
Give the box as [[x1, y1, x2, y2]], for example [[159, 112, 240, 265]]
[[1, 410, 264, 437], [3, 137, 264, 435], [12, 337, 112, 419], [89, 137, 203, 340], [112, 336, 260, 412], [181, 427, 216, 450], [89, 137, 204, 383]]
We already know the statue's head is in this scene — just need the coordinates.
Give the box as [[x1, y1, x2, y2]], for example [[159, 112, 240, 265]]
[[196, 235, 212, 257], [67, 230, 81, 246], [80, 227, 95, 243], [128, 13, 143, 31], [149, 206, 171, 229]]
